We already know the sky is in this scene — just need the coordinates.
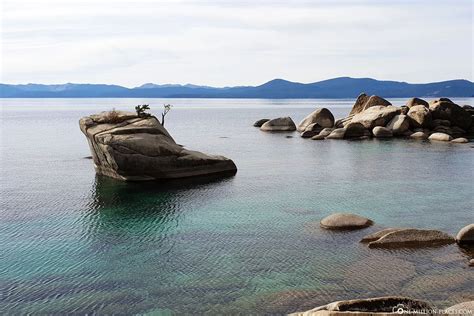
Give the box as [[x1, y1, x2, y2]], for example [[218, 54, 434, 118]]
[[0, 0, 472, 87]]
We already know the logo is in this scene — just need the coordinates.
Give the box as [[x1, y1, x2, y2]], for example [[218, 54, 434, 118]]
[[393, 303, 407, 314]]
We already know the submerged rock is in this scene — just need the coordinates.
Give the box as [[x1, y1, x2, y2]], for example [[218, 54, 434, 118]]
[[320, 213, 373, 230], [366, 228, 455, 248], [298, 108, 335, 132], [290, 296, 432, 316], [253, 118, 270, 127], [360, 228, 405, 243], [456, 224, 474, 245], [260, 117, 297, 131], [79, 111, 237, 181]]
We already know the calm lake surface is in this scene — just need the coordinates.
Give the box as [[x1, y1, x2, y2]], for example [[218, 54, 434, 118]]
[[1, 98, 473, 315]]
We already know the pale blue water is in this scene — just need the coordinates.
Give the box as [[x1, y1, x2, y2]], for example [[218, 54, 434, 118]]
[[1, 98, 473, 315]]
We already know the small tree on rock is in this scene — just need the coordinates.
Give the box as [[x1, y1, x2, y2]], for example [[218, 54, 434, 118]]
[[135, 104, 151, 118], [161, 104, 172, 126]]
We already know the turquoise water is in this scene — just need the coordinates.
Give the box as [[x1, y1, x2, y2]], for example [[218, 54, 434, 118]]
[[1, 98, 473, 315]]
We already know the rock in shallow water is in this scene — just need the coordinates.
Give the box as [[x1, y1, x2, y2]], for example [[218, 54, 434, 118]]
[[428, 132, 453, 142], [320, 213, 373, 230], [451, 137, 469, 143], [366, 228, 455, 248], [260, 117, 297, 131], [298, 108, 335, 132], [456, 224, 474, 245], [79, 111, 237, 181], [289, 296, 432, 316], [253, 118, 270, 127], [372, 126, 393, 138]]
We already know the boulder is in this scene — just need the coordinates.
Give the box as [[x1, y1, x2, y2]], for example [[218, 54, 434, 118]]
[[386, 114, 410, 135], [301, 123, 325, 138], [372, 126, 393, 138], [407, 105, 432, 128], [334, 115, 354, 128], [351, 106, 400, 129], [326, 128, 346, 139], [360, 228, 405, 243], [253, 118, 270, 127], [430, 99, 473, 130], [260, 117, 297, 131], [456, 224, 474, 245], [79, 111, 237, 181], [409, 131, 429, 139], [366, 228, 455, 248], [290, 296, 432, 316], [432, 119, 451, 128], [451, 137, 469, 143], [406, 97, 429, 108], [298, 108, 335, 132], [320, 213, 373, 230], [349, 93, 392, 116], [344, 122, 367, 138], [451, 126, 467, 138], [428, 132, 453, 142], [445, 301, 474, 316], [312, 128, 334, 140], [433, 125, 453, 135]]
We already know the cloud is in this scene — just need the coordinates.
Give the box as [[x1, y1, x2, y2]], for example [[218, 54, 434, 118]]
[[1, 0, 472, 86]]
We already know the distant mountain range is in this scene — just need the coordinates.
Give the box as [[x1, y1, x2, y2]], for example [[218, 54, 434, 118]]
[[1, 77, 473, 98]]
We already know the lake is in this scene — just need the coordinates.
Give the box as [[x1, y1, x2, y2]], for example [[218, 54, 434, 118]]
[[1, 98, 473, 315]]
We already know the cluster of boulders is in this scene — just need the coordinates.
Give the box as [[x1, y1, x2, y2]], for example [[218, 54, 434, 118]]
[[255, 94, 473, 143], [80, 111, 237, 181], [319, 213, 473, 257], [290, 215, 474, 315]]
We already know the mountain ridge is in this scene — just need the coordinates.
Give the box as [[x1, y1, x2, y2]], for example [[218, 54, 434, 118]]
[[1, 77, 473, 98]]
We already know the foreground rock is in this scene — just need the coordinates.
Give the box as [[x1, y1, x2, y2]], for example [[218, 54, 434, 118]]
[[253, 118, 269, 127], [79, 111, 237, 181], [290, 296, 432, 316], [320, 213, 373, 230], [445, 301, 474, 316], [260, 117, 297, 131], [298, 108, 335, 132], [456, 224, 474, 245], [451, 137, 469, 143], [365, 228, 455, 248]]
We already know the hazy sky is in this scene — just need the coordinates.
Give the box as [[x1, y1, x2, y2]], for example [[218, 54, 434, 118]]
[[1, 0, 472, 87]]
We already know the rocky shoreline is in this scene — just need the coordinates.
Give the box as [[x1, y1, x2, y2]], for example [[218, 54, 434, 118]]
[[288, 213, 474, 315], [256, 94, 473, 143]]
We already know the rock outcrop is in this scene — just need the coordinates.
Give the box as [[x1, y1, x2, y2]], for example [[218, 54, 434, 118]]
[[79, 111, 237, 181], [298, 108, 335, 132], [320, 213, 373, 230], [364, 228, 455, 248], [456, 224, 474, 245], [260, 117, 297, 131], [290, 296, 432, 316], [430, 99, 472, 130]]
